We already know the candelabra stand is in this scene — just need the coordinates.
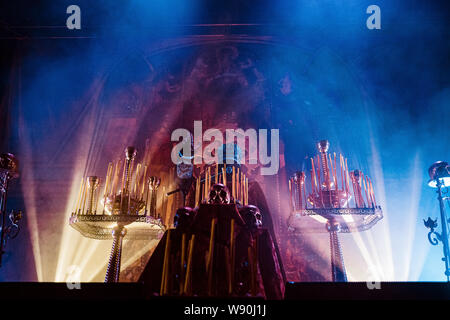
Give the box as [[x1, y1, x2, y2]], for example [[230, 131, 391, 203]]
[[424, 161, 450, 281], [69, 146, 165, 282], [0, 153, 23, 268], [287, 140, 383, 281]]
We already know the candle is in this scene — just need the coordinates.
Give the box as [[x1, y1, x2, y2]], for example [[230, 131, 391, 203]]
[[222, 167, 227, 186], [232, 166, 236, 201], [75, 177, 84, 214], [289, 179, 293, 211], [184, 234, 195, 295], [203, 170, 207, 201], [328, 153, 334, 188], [206, 168, 209, 199], [215, 164, 218, 184], [247, 177, 249, 205], [80, 177, 88, 215], [134, 163, 141, 197], [241, 172, 244, 204], [225, 247, 232, 294], [245, 177, 248, 205], [140, 165, 147, 200], [104, 162, 113, 197], [160, 229, 171, 295], [303, 178, 308, 209], [111, 161, 121, 210], [207, 166, 211, 195], [207, 218, 217, 296], [195, 177, 200, 207], [345, 158, 349, 194], [180, 233, 186, 295], [237, 168, 240, 203], [333, 153, 337, 190], [362, 173, 369, 207], [316, 156, 321, 194], [230, 219, 235, 290], [248, 246, 256, 296], [370, 178, 377, 207], [340, 155, 344, 191], [311, 158, 317, 193]]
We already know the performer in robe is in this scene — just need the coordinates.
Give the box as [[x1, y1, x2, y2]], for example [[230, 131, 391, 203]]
[[167, 141, 286, 283], [139, 183, 285, 299]]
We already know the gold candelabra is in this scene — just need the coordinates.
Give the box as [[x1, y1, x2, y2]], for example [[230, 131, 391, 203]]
[[69, 146, 165, 282], [287, 140, 383, 281], [194, 164, 249, 207]]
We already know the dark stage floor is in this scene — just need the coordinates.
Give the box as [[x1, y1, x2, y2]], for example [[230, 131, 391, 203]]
[[0, 282, 448, 300]]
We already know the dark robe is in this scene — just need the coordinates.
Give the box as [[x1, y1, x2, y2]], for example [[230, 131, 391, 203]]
[[139, 204, 285, 299]]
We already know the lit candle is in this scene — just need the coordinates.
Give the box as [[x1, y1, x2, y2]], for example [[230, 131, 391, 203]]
[[366, 176, 373, 207], [303, 178, 308, 209], [203, 170, 207, 201], [134, 163, 141, 198], [75, 177, 84, 214], [316, 156, 321, 193], [225, 247, 232, 294], [215, 163, 218, 184], [345, 158, 349, 194], [208, 166, 211, 194], [222, 167, 227, 186], [340, 155, 344, 191], [184, 234, 195, 295], [80, 177, 88, 214], [104, 162, 113, 197], [195, 177, 200, 206], [205, 167, 209, 199], [237, 168, 240, 203], [140, 165, 147, 200], [328, 153, 334, 187], [333, 153, 338, 190], [180, 233, 186, 295], [311, 158, 316, 193], [245, 177, 248, 205], [232, 166, 236, 201], [370, 178, 377, 207], [248, 246, 256, 296], [289, 179, 293, 211], [160, 229, 172, 295], [362, 172, 369, 207], [230, 219, 235, 290], [207, 218, 217, 296], [111, 160, 121, 210]]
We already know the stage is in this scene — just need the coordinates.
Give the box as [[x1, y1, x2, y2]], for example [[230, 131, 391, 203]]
[[1, 282, 448, 300], [0, 0, 450, 304]]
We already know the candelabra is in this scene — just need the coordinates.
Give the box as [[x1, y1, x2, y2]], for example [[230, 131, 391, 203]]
[[0, 153, 23, 267], [193, 163, 249, 207], [69, 146, 165, 282], [424, 161, 450, 281], [287, 140, 383, 281]]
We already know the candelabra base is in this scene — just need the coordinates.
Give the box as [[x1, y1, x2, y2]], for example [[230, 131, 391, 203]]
[[105, 225, 127, 283]]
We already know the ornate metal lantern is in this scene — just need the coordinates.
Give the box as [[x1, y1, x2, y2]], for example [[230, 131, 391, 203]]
[[424, 161, 450, 281], [0, 153, 23, 267]]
